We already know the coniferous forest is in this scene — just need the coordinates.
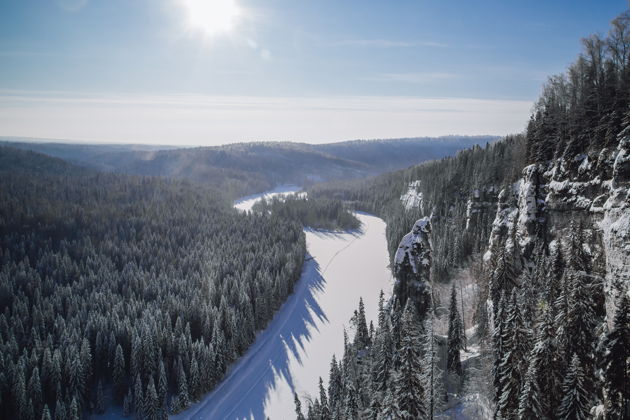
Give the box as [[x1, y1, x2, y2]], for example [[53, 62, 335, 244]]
[[0, 157, 306, 420], [2, 4, 630, 420], [300, 10, 630, 420]]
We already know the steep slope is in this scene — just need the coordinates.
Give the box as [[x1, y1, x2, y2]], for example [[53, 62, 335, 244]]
[[301, 10, 630, 420]]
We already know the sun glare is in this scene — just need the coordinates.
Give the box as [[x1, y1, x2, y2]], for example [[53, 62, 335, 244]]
[[182, 0, 241, 37]]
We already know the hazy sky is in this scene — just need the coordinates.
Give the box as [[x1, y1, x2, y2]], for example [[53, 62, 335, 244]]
[[0, 0, 627, 145]]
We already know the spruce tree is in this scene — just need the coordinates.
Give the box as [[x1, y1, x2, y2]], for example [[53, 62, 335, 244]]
[[558, 354, 590, 420], [447, 284, 463, 375], [602, 293, 630, 418], [294, 393, 306, 420], [497, 291, 530, 419], [392, 302, 426, 419], [133, 373, 144, 417], [176, 358, 190, 410], [564, 272, 596, 392], [41, 405, 51, 420], [157, 360, 168, 408], [144, 377, 159, 420], [95, 380, 105, 414], [518, 361, 543, 419], [528, 308, 563, 417], [353, 298, 371, 349], [68, 397, 80, 420], [319, 377, 330, 420], [113, 344, 126, 403]]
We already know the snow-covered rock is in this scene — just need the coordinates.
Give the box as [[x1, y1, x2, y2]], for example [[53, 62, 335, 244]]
[[394, 217, 432, 315], [400, 180, 424, 211]]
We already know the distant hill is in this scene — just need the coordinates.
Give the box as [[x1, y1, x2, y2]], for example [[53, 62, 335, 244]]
[[0, 146, 88, 176], [1, 136, 498, 198]]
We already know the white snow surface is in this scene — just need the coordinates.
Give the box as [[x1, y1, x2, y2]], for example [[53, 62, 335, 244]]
[[172, 203, 393, 419], [233, 185, 303, 212]]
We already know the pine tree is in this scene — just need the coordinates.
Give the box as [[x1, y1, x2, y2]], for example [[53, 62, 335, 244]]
[[447, 284, 464, 375], [602, 293, 630, 418], [392, 302, 426, 419], [54, 400, 66, 420], [558, 354, 590, 420]]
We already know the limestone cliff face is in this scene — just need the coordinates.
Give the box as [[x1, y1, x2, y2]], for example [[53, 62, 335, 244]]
[[484, 132, 630, 320]]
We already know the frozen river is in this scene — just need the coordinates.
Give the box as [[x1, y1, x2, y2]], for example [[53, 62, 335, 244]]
[[174, 188, 393, 420]]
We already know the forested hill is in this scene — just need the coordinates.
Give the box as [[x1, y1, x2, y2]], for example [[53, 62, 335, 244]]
[[301, 10, 630, 420], [0, 146, 89, 176], [1, 136, 496, 199], [0, 147, 307, 420]]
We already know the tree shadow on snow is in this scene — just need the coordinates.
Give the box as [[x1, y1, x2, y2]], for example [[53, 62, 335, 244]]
[[172, 257, 328, 420]]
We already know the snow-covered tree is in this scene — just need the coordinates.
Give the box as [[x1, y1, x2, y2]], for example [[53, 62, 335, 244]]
[[602, 292, 630, 418], [558, 354, 590, 420], [447, 284, 464, 375], [497, 291, 531, 419], [391, 302, 426, 419]]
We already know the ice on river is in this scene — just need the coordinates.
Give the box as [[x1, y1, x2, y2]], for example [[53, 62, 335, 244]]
[[174, 212, 393, 420]]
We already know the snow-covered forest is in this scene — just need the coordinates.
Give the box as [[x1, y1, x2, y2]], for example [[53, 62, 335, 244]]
[[1, 4, 630, 420], [302, 10, 630, 419]]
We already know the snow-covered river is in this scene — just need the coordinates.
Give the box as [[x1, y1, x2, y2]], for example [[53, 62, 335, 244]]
[[175, 187, 393, 420]]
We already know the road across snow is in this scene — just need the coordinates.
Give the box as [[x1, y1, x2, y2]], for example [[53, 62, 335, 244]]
[[174, 191, 393, 420]]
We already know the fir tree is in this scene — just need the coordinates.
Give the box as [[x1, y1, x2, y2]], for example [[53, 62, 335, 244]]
[[144, 377, 159, 420], [157, 360, 168, 408], [319, 377, 330, 420], [392, 302, 426, 419], [558, 354, 590, 420], [294, 393, 306, 420], [497, 291, 531, 420], [529, 308, 563, 417], [68, 397, 80, 420], [41, 405, 51, 420], [123, 388, 133, 417], [518, 361, 543, 419], [602, 293, 630, 418], [113, 344, 127, 403], [564, 272, 596, 392], [176, 358, 190, 410], [447, 284, 464, 375], [95, 380, 105, 414], [353, 297, 371, 349], [134, 373, 144, 417]]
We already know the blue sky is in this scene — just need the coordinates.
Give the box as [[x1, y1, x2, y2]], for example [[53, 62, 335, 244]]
[[0, 0, 627, 144]]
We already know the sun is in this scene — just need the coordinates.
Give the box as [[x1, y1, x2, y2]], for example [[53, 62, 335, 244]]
[[181, 0, 241, 37]]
